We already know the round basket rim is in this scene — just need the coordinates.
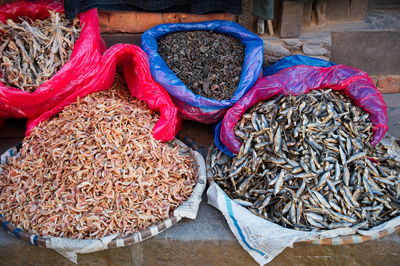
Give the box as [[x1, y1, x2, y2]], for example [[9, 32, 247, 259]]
[[205, 144, 400, 245], [0, 138, 202, 249]]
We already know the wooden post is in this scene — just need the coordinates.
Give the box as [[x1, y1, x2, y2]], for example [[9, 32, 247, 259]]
[[267, 20, 274, 36], [315, 0, 327, 25], [303, 0, 313, 28], [350, 0, 368, 20], [278, 0, 304, 38], [326, 0, 350, 21], [99, 11, 235, 33], [326, 0, 368, 21]]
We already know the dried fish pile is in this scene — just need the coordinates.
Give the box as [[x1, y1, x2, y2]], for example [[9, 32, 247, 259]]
[[0, 11, 80, 92], [210, 89, 400, 231], [158, 31, 244, 100], [0, 77, 197, 239]]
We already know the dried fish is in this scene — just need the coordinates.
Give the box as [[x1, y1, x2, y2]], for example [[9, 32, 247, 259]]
[[0, 77, 197, 239], [0, 11, 80, 92], [157, 31, 244, 100], [210, 89, 400, 231]]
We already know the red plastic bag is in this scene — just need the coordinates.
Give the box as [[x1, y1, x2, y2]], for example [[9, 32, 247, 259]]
[[27, 44, 182, 142], [220, 64, 388, 154], [0, 0, 105, 119]]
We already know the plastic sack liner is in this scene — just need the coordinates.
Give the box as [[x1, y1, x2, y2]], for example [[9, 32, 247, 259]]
[[141, 20, 263, 124], [206, 137, 400, 265], [27, 44, 181, 142], [263, 54, 336, 76], [215, 55, 336, 156], [0, 139, 206, 263], [213, 122, 236, 158], [220, 64, 388, 155], [0, 0, 106, 120]]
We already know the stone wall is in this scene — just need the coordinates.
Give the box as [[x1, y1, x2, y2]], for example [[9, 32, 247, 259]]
[[263, 33, 331, 65]]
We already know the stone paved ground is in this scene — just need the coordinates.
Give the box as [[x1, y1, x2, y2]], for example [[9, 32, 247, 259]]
[[0, 94, 399, 265]]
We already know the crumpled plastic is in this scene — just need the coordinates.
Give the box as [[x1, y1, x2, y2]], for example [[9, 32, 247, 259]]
[[27, 44, 181, 142], [214, 55, 336, 156], [0, 0, 106, 120], [263, 54, 336, 76], [141, 20, 263, 124], [220, 64, 388, 155]]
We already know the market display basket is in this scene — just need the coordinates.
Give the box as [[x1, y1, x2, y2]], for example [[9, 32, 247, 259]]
[[302, 224, 400, 245], [304, 139, 400, 246], [0, 139, 206, 263], [205, 142, 400, 264]]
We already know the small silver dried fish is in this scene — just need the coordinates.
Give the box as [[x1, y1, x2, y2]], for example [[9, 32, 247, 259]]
[[210, 89, 400, 231]]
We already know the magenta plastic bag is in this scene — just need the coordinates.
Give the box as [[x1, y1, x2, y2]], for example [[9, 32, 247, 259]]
[[220, 64, 388, 155], [0, 0, 105, 120]]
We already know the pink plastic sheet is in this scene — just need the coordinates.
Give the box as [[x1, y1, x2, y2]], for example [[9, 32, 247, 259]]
[[220, 65, 388, 154], [0, 0, 105, 120]]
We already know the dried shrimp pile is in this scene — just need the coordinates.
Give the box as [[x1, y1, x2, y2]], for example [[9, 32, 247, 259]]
[[0, 11, 80, 92], [210, 89, 400, 231], [0, 77, 197, 239]]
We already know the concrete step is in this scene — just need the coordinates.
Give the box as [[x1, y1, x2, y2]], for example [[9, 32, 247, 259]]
[[331, 30, 400, 74], [262, 9, 400, 75]]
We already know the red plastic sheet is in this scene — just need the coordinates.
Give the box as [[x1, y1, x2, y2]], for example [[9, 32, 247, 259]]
[[220, 65, 388, 154], [27, 44, 181, 142], [0, 0, 105, 119]]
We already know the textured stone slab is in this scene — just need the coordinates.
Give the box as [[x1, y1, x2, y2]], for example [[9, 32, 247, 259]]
[[263, 33, 331, 64], [383, 94, 400, 140], [264, 41, 291, 64], [302, 43, 329, 56], [331, 31, 400, 74], [278, 1, 304, 38]]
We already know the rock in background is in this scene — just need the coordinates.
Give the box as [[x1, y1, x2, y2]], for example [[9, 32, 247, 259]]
[[263, 33, 331, 65]]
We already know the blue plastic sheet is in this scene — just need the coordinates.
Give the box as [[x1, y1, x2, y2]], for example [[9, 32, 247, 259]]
[[263, 55, 336, 76], [141, 20, 263, 124]]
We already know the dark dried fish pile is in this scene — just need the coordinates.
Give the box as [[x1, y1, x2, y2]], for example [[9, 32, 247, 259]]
[[210, 89, 400, 231], [158, 31, 244, 100], [0, 77, 197, 239], [0, 11, 80, 92]]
